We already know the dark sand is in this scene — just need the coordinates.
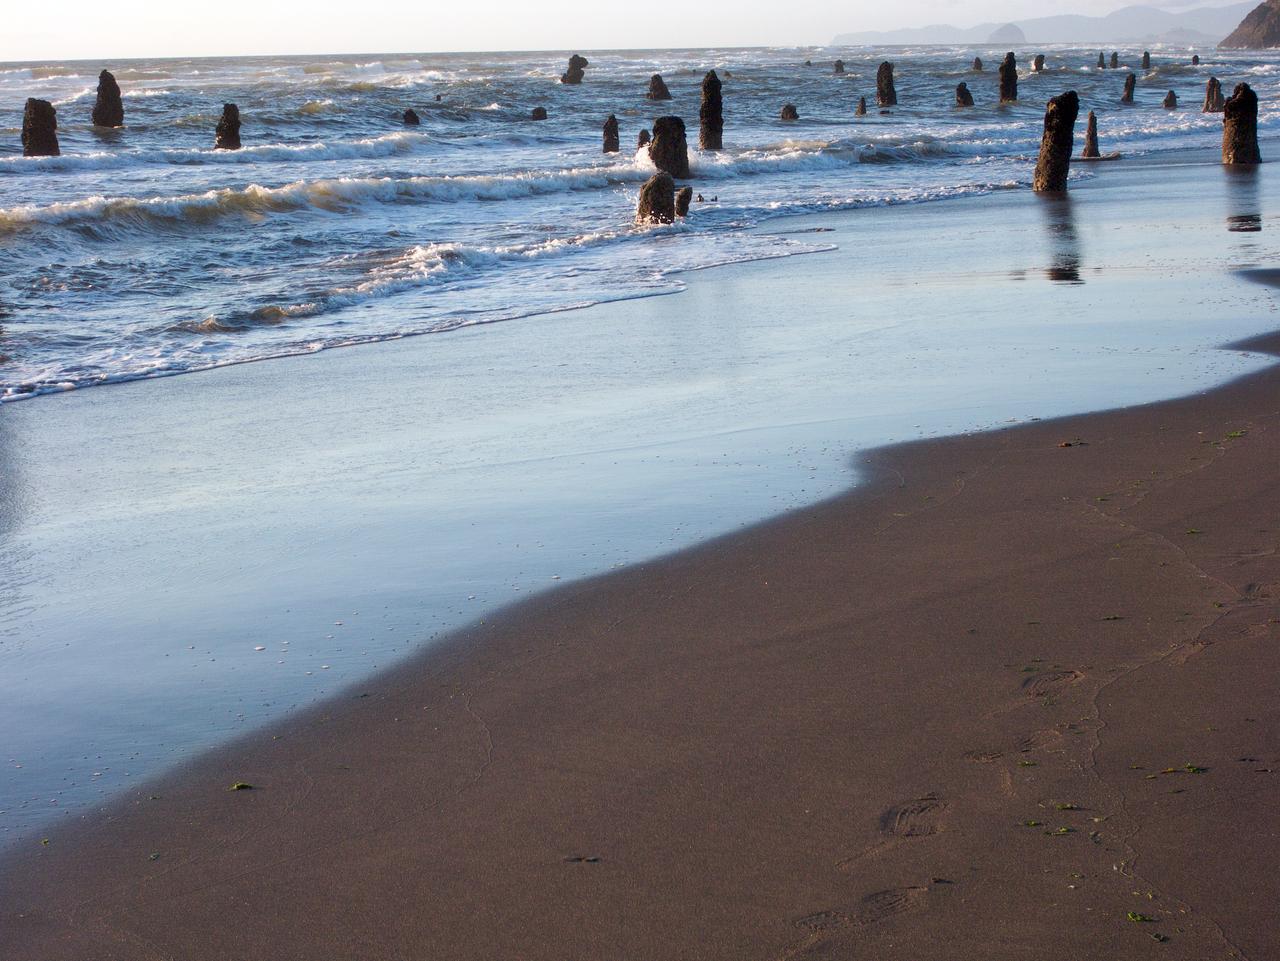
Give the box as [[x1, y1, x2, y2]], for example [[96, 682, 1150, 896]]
[[4, 314, 1278, 959]]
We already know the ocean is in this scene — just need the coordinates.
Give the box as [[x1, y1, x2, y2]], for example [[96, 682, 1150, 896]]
[[2, 45, 1273, 400]]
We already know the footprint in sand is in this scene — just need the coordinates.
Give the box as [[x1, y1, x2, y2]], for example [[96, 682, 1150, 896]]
[[785, 888, 927, 959], [854, 886, 928, 925], [963, 748, 1004, 764], [1021, 670, 1082, 698], [879, 795, 948, 838]]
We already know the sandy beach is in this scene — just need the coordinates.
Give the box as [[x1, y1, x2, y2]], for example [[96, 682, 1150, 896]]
[[3, 146, 1279, 958]]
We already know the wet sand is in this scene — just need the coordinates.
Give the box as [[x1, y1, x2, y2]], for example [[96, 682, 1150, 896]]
[[3, 329, 1279, 956], [4, 149, 1280, 958]]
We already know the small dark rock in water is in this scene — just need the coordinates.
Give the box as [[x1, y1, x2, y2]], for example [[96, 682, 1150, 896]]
[[92, 69, 124, 128], [647, 74, 672, 101], [696, 193, 704, 201], [956, 82, 974, 107], [1082, 110, 1101, 157], [856, 96, 867, 116], [780, 103, 799, 120], [1121, 73, 1136, 103], [999, 52, 1018, 102], [1033, 54, 1046, 72], [1033, 89, 1079, 191], [560, 54, 588, 85], [1142, 50, 1151, 70], [834, 59, 845, 74], [1223, 82, 1261, 164], [603, 113, 619, 153], [700, 70, 723, 150], [675, 185, 693, 217], [1097, 52, 1107, 68], [1193, 54, 1201, 65], [214, 103, 241, 150], [804, 59, 813, 67], [638, 128, 650, 148], [973, 56, 984, 71], [22, 98, 59, 156], [648, 115, 690, 179], [531, 106, 548, 120], [636, 172, 675, 224], [1111, 52, 1120, 69], [435, 94, 443, 102], [1163, 89, 1178, 108], [877, 61, 897, 106], [402, 109, 420, 125], [1204, 76, 1225, 112]]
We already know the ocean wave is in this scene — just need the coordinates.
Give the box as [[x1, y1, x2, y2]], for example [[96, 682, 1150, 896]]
[[0, 131, 424, 174]]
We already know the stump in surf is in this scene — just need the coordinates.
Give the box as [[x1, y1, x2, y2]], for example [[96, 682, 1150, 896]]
[[402, 109, 420, 125], [560, 54, 588, 85], [999, 52, 1018, 102], [531, 106, 548, 120], [675, 186, 693, 218], [1163, 90, 1178, 109], [855, 96, 867, 116], [780, 103, 799, 120], [1142, 51, 1151, 70], [648, 116, 690, 179], [636, 172, 675, 224], [700, 70, 723, 150], [1111, 52, 1119, 69], [22, 98, 59, 157], [1121, 73, 1136, 104], [1033, 90, 1079, 192], [638, 128, 650, 148], [1204, 77, 1225, 113], [603, 114, 619, 153], [647, 74, 672, 101], [834, 59, 845, 74], [1192, 54, 1201, 66], [876, 61, 897, 106], [973, 57, 984, 71], [1223, 83, 1261, 165], [1082, 110, 1100, 158], [956, 82, 974, 107], [1097, 52, 1106, 69], [214, 103, 241, 150], [1032, 54, 1046, 72], [92, 70, 124, 128]]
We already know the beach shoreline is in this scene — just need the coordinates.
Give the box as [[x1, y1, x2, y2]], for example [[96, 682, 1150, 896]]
[[4, 298, 1279, 959]]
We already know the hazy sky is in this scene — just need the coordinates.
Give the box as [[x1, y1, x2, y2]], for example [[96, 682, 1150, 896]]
[[2, 0, 1244, 61]]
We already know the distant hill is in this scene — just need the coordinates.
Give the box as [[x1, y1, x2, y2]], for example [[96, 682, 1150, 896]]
[[833, 2, 1254, 46]]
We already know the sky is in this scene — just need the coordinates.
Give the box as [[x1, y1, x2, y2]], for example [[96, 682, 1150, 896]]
[[1, 0, 1248, 62]]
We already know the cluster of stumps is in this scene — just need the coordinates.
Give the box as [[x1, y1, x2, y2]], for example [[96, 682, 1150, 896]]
[[16, 52, 1263, 219]]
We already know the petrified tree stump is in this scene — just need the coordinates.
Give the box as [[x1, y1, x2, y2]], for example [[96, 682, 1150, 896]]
[[699, 70, 723, 150], [214, 103, 241, 150], [973, 57, 984, 71], [648, 116, 690, 179], [834, 59, 845, 74], [999, 52, 1018, 102], [1033, 54, 1046, 72], [1082, 110, 1100, 158], [22, 98, 59, 156], [638, 128, 650, 148], [92, 69, 124, 127], [856, 96, 867, 116], [1142, 51, 1151, 70], [876, 62, 897, 106], [636, 172, 675, 224], [780, 103, 799, 120], [647, 74, 672, 101], [1110, 52, 1119, 69], [956, 82, 974, 107], [603, 114, 619, 153], [1033, 90, 1079, 192], [1163, 90, 1178, 109], [531, 106, 548, 120], [1204, 77, 1225, 113], [1121, 73, 1136, 104], [675, 186, 693, 217], [560, 55, 588, 85], [402, 109, 420, 125], [1223, 82, 1261, 165]]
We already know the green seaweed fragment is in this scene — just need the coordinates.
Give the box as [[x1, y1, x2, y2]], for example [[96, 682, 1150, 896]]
[[228, 782, 255, 791], [1045, 827, 1074, 836], [1127, 912, 1157, 923]]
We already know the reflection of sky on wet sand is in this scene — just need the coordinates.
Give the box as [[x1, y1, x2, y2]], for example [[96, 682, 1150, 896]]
[[3, 151, 1279, 843]]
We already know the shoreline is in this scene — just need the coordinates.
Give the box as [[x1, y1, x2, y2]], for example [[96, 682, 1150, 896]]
[[4, 328, 1279, 959], [3, 148, 1279, 840]]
